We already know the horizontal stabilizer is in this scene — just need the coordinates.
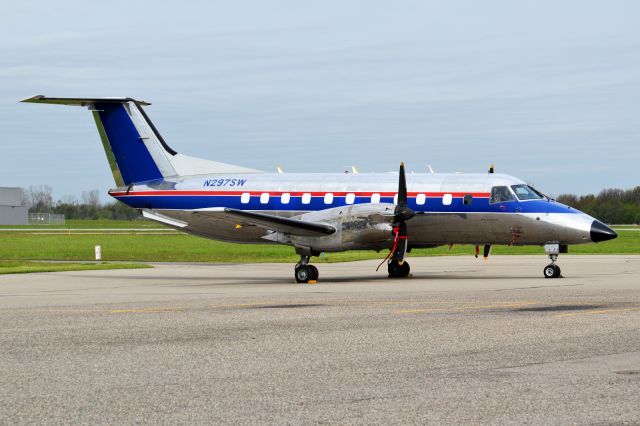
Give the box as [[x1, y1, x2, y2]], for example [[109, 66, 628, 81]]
[[142, 210, 188, 228], [21, 95, 151, 106], [194, 208, 336, 237]]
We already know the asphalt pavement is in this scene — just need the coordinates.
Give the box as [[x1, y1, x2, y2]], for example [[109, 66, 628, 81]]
[[1, 255, 639, 424]]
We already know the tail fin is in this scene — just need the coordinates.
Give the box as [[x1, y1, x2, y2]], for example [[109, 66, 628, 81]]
[[21, 95, 259, 186]]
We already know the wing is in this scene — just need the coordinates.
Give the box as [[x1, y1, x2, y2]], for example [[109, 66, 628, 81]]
[[192, 208, 336, 237]]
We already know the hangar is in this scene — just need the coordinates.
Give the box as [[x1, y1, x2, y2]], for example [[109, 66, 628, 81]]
[[0, 187, 27, 225]]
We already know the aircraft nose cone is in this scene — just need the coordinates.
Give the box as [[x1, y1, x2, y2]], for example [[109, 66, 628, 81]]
[[590, 220, 617, 243]]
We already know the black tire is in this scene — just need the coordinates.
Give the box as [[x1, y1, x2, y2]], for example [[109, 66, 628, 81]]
[[295, 266, 310, 283], [544, 264, 558, 279], [553, 265, 562, 278], [388, 261, 400, 277], [400, 261, 410, 277], [308, 265, 319, 281], [388, 260, 410, 278]]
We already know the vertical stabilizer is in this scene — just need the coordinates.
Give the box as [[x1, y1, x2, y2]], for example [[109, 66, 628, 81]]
[[22, 96, 260, 186]]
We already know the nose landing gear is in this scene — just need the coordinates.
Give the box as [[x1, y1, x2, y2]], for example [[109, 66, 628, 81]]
[[543, 243, 563, 278], [543, 262, 561, 279]]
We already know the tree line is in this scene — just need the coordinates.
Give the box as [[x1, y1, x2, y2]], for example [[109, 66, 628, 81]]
[[23, 184, 640, 224], [557, 186, 640, 225], [24, 185, 139, 220]]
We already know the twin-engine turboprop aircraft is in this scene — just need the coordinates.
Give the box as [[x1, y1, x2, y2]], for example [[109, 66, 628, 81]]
[[22, 96, 617, 282]]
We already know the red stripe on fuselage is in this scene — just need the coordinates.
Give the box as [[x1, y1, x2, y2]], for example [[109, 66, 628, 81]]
[[109, 190, 491, 198]]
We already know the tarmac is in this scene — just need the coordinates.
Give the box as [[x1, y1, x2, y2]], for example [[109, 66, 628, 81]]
[[1, 255, 639, 424]]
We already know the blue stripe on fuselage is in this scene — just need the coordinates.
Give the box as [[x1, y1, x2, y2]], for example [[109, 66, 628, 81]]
[[113, 194, 575, 214]]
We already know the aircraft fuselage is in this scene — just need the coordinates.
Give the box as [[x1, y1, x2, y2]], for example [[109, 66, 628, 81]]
[[110, 172, 602, 252]]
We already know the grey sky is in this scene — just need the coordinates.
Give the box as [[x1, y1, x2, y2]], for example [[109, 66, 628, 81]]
[[1, 0, 639, 201]]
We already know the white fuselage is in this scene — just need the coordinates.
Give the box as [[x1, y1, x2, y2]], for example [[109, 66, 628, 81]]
[[110, 172, 598, 252]]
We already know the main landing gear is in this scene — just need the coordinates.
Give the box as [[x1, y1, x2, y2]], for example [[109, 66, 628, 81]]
[[294, 255, 319, 283], [543, 243, 564, 279]]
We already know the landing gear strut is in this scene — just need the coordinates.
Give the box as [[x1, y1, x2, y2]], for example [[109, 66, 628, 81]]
[[294, 254, 319, 283], [543, 243, 562, 278]]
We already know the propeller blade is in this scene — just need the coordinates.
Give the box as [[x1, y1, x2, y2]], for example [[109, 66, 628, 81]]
[[398, 162, 407, 206], [394, 162, 415, 222]]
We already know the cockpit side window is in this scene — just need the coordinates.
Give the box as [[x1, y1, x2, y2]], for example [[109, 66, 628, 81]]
[[511, 184, 544, 201], [490, 186, 515, 204]]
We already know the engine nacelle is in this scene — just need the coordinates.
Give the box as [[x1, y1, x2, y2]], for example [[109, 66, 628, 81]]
[[262, 203, 397, 251]]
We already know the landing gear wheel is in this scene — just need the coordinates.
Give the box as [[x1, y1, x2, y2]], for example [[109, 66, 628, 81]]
[[388, 260, 410, 278], [295, 265, 311, 283], [295, 264, 319, 283], [543, 264, 561, 279], [307, 265, 319, 281]]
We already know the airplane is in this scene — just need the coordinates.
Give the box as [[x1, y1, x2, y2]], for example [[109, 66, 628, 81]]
[[22, 95, 618, 282]]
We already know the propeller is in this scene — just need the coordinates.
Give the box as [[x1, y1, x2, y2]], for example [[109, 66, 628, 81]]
[[376, 162, 416, 272], [485, 164, 493, 257], [391, 162, 415, 264]]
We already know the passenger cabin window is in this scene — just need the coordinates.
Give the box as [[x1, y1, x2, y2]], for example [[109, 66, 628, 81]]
[[371, 193, 381, 204], [281, 193, 290, 204], [240, 193, 251, 204], [442, 193, 452, 206], [345, 193, 355, 204], [416, 194, 426, 205], [511, 184, 544, 201], [463, 194, 473, 205], [260, 193, 269, 204], [301, 193, 312, 204], [324, 193, 334, 204], [490, 186, 515, 204]]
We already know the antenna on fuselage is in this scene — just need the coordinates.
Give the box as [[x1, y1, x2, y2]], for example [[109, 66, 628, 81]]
[[276, 166, 284, 174], [427, 165, 435, 174], [488, 164, 494, 174]]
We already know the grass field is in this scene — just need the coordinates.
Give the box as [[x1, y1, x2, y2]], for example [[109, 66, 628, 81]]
[[0, 219, 162, 229], [0, 260, 151, 275], [0, 220, 636, 263]]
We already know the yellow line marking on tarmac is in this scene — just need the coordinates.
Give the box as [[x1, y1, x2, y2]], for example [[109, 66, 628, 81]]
[[397, 301, 539, 314], [553, 307, 640, 318], [211, 302, 269, 308], [110, 307, 183, 313]]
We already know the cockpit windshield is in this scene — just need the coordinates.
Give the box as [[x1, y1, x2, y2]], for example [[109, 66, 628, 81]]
[[510, 184, 545, 201], [490, 186, 515, 204]]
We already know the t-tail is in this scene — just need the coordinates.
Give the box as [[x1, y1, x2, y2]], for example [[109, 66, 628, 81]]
[[21, 96, 260, 187]]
